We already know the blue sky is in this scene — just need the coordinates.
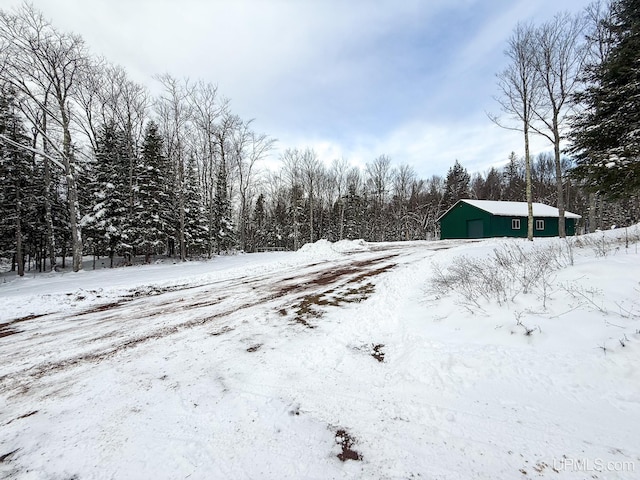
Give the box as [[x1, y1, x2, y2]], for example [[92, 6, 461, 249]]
[[5, 0, 595, 178]]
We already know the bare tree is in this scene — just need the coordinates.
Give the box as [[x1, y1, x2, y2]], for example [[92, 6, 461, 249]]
[[300, 148, 322, 244], [230, 120, 275, 250], [392, 163, 416, 240], [155, 74, 192, 261], [281, 148, 303, 250], [78, 62, 149, 219], [330, 158, 350, 239], [491, 22, 540, 240], [584, 0, 615, 66], [365, 155, 394, 241], [212, 111, 241, 254], [187, 82, 229, 256], [531, 12, 589, 237], [424, 175, 445, 239], [103, 65, 149, 207], [0, 4, 92, 270]]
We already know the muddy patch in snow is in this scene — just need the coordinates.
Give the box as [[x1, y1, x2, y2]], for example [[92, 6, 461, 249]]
[[281, 256, 396, 328], [335, 429, 362, 462], [0, 313, 48, 337], [273, 254, 397, 297], [125, 283, 192, 298], [290, 283, 377, 328], [78, 301, 127, 316], [210, 326, 234, 336], [0, 448, 19, 463], [370, 344, 385, 362], [4, 410, 38, 427], [0, 326, 17, 338]]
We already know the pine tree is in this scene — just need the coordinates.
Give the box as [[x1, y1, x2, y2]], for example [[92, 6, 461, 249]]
[[443, 160, 471, 209], [343, 182, 364, 240], [484, 167, 503, 200], [87, 121, 132, 266], [213, 160, 235, 254], [570, 0, 640, 198], [268, 197, 290, 250], [183, 155, 209, 256], [0, 87, 35, 276], [249, 193, 267, 252], [503, 152, 526, 201], [131, 121, 170, 263]]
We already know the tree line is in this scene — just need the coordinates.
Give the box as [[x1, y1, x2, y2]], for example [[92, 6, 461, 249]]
[[0, 1, 638, 275]]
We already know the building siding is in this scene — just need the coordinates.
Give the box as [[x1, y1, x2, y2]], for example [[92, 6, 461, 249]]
[[440, 203, 492, 239]]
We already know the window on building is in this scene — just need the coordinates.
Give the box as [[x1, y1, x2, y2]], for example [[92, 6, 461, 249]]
[[536, 219, 545, 230], [512, 219, 521, 230]]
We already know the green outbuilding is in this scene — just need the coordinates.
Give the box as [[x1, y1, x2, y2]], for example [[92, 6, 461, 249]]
[[438, 199, 581, 240]]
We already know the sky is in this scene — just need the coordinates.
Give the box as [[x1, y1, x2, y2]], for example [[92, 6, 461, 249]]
[[1, 0, 595, 178]]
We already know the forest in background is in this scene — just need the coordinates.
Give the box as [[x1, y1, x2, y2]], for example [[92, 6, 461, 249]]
[[0, 0, 638, 274]]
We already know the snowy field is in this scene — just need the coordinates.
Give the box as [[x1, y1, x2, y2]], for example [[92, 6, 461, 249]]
[[1, 231, 639, 479]]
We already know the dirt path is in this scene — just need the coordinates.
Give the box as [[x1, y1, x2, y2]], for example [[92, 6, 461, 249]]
[[0, 249, 406, 396]]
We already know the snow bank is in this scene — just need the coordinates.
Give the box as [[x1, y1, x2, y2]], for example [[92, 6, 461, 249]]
[[297, 238, 369, 258], [331, 239, 368, 253]]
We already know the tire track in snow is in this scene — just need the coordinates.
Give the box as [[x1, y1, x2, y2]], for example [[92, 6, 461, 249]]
[[0, 251, 403, 397]]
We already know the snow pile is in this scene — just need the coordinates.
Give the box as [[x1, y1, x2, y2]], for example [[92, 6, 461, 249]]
[[297, 238, 370, 257], [331, 238, 369, 253]]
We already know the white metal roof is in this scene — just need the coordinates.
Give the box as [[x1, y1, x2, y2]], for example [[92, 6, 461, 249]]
[[459, 199, 581, 218], [436, 199, 582, 221]]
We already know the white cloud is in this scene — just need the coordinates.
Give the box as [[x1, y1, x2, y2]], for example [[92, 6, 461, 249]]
[[275, 116, 554, 178], [11, 0, 591, 182]]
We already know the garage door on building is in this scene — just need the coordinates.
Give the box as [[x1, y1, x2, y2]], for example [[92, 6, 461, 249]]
[[467, 219, 484, 238]]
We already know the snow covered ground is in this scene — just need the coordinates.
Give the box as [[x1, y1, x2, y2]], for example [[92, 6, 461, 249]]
[[1, 231, 639, 479]]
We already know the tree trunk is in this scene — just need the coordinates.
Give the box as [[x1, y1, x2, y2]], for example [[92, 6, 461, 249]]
[[207, 139, 215, 258], [60, 103, 83, 272], [42, 112, 57, 272], [339, 199, 345, 240], [208, 172, 215, 258], [16, 186, 24, 277], [553, 125, 566, 238], [588, 192, 597, 233], [239, 195, 247, 251], [524, 127, 534, 241], [65, 159, 83, 271], [178, 150, 186, 261], [293, 201, 300, 251], [309, 185, 314, 244]]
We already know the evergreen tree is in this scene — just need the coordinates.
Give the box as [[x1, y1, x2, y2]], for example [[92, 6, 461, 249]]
[[570, 0, 640, 198], [288, 183, 305, 249], [132, 121, 170, 262], [443, 160, 471, 209], [502, 152, 526, 201], [0, 87, 35, 276], [484, 167, 503, 200], [183, 154, 209, 256], [87, 121, 132, 265], [249, 193, 267, 252], [213, 160, 235, 254], [268, 197, 290, 250], [343, 182, 364, 240]]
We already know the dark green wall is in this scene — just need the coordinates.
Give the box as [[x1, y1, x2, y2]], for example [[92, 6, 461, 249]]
[[440, 203, 492, 239], [440, 202, 578, 239]]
